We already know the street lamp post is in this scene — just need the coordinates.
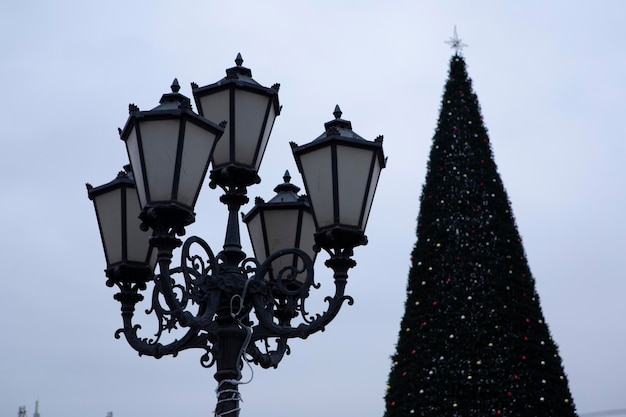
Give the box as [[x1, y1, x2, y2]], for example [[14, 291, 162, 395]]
[[86, 54, 386, 417]]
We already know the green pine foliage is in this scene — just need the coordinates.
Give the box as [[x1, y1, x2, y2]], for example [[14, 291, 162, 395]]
[[383, 55, 577, 417]]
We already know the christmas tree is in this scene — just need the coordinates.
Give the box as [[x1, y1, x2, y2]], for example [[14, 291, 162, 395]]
[[383, 49, 578, 416]]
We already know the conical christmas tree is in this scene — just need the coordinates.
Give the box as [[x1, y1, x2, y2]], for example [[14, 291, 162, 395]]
[[383, 52, 577, 417]]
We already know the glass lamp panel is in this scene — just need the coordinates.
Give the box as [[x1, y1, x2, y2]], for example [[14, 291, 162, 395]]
[[93, 190, 123, 266], [299, 210, 317, 261], [124, 186, 153, 265], [263, 209, 306, 283], [177, 121, 218, 208], [234, 89, 271, 168], [336, 144, 375, 229], [361, 155, 383, 231], [138, 119, 180, 203], [196, 89, 230, 167], [246, 211, 266, 259], [263, 209, 299, 258], [124, 126, 148, 207], [251, 96, 277, 171], [299, 146, 334, 229]]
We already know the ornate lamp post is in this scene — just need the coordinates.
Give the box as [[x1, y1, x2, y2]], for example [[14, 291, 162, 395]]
[[86, 55, 386, 417]]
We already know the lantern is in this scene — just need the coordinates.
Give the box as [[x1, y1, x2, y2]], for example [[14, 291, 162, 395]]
[[120, 79, 224, 229], [243, 172, 316, 283], [192, 53, 281, 187], [86, 166, 156, 284], [291, 106, 386, 250]]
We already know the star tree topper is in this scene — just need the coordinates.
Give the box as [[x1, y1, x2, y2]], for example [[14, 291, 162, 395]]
[[446, 26, 468, 55]]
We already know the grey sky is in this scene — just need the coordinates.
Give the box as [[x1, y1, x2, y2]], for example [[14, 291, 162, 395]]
[[1, 1, 625, 417]]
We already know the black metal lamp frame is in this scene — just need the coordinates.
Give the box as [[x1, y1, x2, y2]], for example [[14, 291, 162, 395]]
[[109, 170, 364, 417], [91, 56, 384, 417]]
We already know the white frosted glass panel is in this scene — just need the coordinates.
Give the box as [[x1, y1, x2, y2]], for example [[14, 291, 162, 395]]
[[125, 188, 151, 263], [234, 90, 269, 166], [264, 210, 301, 282], [265, 210, 299, 255], [125, 127, 147, 208], [299, 212, 317, 263], [253, 104, 276, 171], [361, 157, 382, 230], [246, 213, 267, 260], [336, 145, 372, 227], [95, 191, 122, 265], [140, 119, 179, 202], [197, 90, 230, 167], [299, 147, 334, 228], [178, 122, 216, 207]]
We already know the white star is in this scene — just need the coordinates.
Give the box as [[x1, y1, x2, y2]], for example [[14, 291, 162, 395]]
[[445, 26, 468, 55]]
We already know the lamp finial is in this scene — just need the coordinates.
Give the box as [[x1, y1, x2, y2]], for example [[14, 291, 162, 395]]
[[333, 105, 342, 120], [171, 78, 181, 93]]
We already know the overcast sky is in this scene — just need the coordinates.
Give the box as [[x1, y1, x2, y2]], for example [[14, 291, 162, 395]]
[[1, 2, 625, 417]]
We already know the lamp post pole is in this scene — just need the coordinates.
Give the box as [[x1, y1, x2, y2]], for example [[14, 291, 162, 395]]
[[87, 55, 386, 416]]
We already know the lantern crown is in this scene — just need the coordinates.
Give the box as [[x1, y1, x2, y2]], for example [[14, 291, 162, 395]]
[[269, 171, 302, 202], [323, 104, 354, 134], [152, 78, 193, 111]]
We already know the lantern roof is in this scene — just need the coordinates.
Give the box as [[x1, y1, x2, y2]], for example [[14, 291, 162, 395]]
[[268, 171, 302, 204], [242, 171, 310, 224], [292, 105, 387, 169], [119, 80, 225, 142], [191, 54, 281, 116], [86, 165, 134, 199], [152, 78, 193, 111], [318, 105, 364, 140]]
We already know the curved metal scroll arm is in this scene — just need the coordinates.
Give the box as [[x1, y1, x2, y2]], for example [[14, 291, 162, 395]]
[[245, 247, 356, 368], [112, 280, 212, 361], [111, 234, 225, 366], [110, 229, 360, 372]]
